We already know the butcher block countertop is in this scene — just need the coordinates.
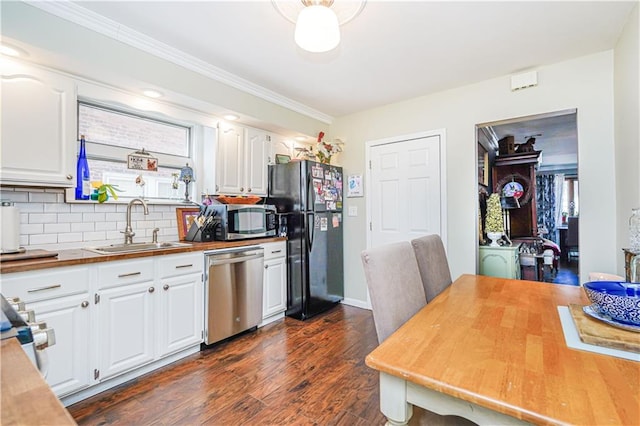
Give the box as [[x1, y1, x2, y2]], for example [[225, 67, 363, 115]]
[[0, 237, 286, 274], [1, 339, 77, 425]]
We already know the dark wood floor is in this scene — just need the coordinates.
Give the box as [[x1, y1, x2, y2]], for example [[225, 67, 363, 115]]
[[69, 305, 388, 425]]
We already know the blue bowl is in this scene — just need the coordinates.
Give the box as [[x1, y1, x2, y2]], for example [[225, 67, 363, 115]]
[[583, 281, 640, 326]]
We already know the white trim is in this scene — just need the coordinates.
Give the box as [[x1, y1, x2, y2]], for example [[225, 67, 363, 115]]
[[341, 298, 371, 310], [364, 128, 448, 251], [26, 0, 333, 125]]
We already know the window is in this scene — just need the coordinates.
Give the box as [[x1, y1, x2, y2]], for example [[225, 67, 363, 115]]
[[78, 101, 193, 201], [562, 178, 579, 217]]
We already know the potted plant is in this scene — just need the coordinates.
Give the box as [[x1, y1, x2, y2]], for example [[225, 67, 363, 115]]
[[91, 183, 123, 203], [485, 193, 504, 247]]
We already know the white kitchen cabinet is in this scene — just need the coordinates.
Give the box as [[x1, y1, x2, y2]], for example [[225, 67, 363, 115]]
[[1, 265, 92, 397], [1, 58, 77, 187], [261, 241, 287, 325], [97, 281, 156, 381], [156, 252, 204, 357], [216, 123, 270, 195], [29, 294, 92, 397]]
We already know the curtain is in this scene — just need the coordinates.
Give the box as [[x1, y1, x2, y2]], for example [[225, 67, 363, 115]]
[[536, 174, 557, 243]]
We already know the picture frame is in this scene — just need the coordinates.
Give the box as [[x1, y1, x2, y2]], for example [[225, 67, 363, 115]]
[[477, 143, 489, 187], [276, 154, 291, 164], [176, 207, 200, 240]]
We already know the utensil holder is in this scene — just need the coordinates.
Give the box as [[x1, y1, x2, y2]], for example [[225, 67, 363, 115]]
[[185, 220, 216, 242]]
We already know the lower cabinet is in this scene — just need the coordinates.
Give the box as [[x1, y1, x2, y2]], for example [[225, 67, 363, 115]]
[[261, 241, 287, 325], [1, 252, 204, 401], [29, 293, 92, 397], [98, 281, 156, 380], [479, 245, 521, 279], [95, 253, 203, 381], [157, 273, 203, 357]]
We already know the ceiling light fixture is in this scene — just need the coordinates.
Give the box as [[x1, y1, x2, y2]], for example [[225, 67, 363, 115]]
[[224, 114, 239, 121], [273, 0, 366, 53]]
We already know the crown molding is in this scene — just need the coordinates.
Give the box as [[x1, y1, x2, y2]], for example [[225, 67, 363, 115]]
[[25, 0, 333, 125]]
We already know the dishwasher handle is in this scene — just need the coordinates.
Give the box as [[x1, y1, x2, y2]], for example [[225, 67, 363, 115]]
[[208, 248, 264, 266]]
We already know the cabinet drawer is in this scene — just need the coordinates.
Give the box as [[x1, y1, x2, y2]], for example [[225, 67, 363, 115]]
[[97, 258, 154, 289], [262, 241, 286, 260], [1, 266, 90, 302], [157, 252, 203, 279]]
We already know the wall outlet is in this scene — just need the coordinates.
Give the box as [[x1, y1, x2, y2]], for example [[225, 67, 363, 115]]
[[348, 206, 358, 217]]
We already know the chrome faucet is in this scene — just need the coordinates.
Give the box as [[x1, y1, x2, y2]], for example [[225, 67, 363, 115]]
[[122, 198, 149, 245]]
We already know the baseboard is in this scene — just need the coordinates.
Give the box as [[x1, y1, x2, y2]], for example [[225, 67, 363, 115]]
[[341, 297, 371, 310], [60, 345, 201, 407]]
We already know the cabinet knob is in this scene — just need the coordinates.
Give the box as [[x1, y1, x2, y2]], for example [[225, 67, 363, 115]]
[[247, 188, 252, 193], [81, 301, 89, 308], [66, 174, 73, 180], [264, 264, 269, 269], [163, 284, 169, 291], [148, 287, 155, 293], [215, 185, 219, 192], [240, 187, 244, 192]]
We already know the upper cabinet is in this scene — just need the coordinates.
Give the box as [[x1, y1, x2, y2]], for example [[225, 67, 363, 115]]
[[216, 124, 270, 196], [1, 59, 77, 187]]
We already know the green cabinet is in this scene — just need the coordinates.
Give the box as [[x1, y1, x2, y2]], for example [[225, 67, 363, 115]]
[[479, 245, 521, 279]]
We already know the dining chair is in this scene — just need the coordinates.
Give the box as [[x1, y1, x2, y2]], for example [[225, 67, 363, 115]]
[[566, 217, 579, 260], [410, 234, 452, 302], [361, 241, 427, 343]]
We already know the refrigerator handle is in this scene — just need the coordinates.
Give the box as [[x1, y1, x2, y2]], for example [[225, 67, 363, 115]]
[[307, 212, 314, 250]]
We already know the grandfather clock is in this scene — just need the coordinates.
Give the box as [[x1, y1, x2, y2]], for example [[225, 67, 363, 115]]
[[492, 151, 540, 238]]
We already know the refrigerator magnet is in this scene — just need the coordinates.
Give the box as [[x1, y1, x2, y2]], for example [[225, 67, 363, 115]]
[[320, 217, 328, 231], [332, 215, 340, 228]]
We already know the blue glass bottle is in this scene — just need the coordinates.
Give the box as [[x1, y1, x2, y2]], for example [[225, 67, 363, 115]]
[[75, 135, 91, 200]]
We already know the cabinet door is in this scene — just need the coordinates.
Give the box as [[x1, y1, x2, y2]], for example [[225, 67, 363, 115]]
[[1, 58, 76, 187], [98, 282, 155, 380], [263, 257, 286, 319], [216, 124, 244, 194], [245, 128, 269, 195], [157, 273, 203, 357], [29, 294, 92, 397]]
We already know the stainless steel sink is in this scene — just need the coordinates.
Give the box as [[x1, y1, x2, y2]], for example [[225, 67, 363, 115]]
[[84, 241, 192, 255]]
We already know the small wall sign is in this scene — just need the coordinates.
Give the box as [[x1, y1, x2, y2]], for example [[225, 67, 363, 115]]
[[347, 174, 363, 197], [127, 149, 158, 171]]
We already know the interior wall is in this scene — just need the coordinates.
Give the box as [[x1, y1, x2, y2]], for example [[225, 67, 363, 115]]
[[331, 51, 616, 304], [614, 3, 640, 275]]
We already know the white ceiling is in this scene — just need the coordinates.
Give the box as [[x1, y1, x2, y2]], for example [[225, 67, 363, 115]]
[[64, 0, 635, 119]]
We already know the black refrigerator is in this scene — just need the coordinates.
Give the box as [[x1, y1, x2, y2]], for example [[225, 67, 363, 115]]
[[267, 160, 344, 320]]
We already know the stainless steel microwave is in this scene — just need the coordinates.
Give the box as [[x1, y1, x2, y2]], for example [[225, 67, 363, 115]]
[[210, 204, 277, 240]]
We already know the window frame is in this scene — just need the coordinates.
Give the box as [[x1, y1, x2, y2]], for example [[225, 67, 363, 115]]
[[68, 80, 219, 204]]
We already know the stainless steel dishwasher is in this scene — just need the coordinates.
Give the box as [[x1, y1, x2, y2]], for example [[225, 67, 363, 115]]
[[204, 246, 264, 345]]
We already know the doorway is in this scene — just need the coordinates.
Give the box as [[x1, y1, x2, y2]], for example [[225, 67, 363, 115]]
[[477, 109, 579, 285]]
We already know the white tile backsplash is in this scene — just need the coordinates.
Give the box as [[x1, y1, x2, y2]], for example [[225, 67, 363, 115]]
[[4, 187, 182, 250]]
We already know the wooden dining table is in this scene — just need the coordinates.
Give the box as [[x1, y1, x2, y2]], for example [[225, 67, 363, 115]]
[[365, 274, 639, 425]]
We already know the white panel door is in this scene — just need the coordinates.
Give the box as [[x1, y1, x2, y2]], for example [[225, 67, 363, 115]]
[[369, 135, 442, 248]]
